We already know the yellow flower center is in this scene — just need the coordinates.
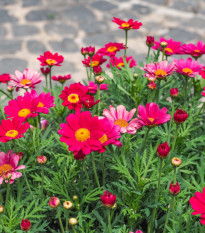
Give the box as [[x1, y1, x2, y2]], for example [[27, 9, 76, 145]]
[[46, 59, 56, 66], [117, 62, 124, 67], [99, 134, 108, 144], [107, 46, 118, 53], [37, 102, 44, 108], [75, 128, 91, 142], [0, 164, 13, 176], [148, 117, 155, 123], [154, 69, 167, 77], [18, 108, 31, 118], [68, 94, 79, 103], [165, 47, 173, 54], [194, 49, 200, 53], [114, 119, 128, 128], [20, 79, 32, 86], [90, 61, 99, 67], [5, 130, 18, 138], [121, 22, 132, 29], [182, 68, 193, 75]]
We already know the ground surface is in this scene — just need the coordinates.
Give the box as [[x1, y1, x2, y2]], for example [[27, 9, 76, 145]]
[[1, 0, 205, 83]]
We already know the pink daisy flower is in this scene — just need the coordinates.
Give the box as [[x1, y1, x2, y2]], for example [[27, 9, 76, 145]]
[[52, 74, 71, 84], [30, 90, 55, 114], [58, 111, 104, 155], [152, 37, 182, 56], [103, 105, 142, 134], [37, 51, 64, 67], [9, 69, 43, 91], [112, 17, 142, 30], [181, 41, 205, 59], [98, 118, 122, 153], [97, 42, 125, 57], [142, 61, 175, 80], [0, 150, 26, 185], [137, 103, 171, 127], [87, 81, 109, 94], [174, 57, 203, 77], [107, 56, 137, 70], [4, 91, 39, 120], [0, 118, 29, 143], [82, 54, 107, 68]]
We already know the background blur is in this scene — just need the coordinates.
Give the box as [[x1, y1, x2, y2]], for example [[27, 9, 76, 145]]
[[1, 0, 205, 82]]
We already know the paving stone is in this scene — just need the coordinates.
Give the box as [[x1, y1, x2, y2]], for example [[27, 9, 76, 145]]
[[44, 23, 77, 36], [142, 0, 167, 5], [80, 20, 107, 34], [163, 28, 200, 43], [112, 29, 143, 39], [23, 0, 42, 7], [12, 25, 39, 37], [63, 6, 95, 22], [0, 26, 7, 37], [83, 33, 115, 46], [132, 4, 152, 15], [91, 1, 117, 11], [52, 61, 78, 75], [169, 0, 200, 13], [0, 0, 16, 6], [0, 58, 27, 73], [49, 38, 78, 52], [27, 40, 47, 54], [26, 10, 58, 21], [0, 40, 22, 54], [181, 17, 205, 30], [0, 9, 17, 23]]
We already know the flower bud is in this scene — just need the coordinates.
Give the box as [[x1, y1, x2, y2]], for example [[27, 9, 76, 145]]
[[40, 119, 48, 130], [146, 36, 154, 47], [93, 66, 102, 75], [81, 47, 88, 56], [101, 190, 116, 208], [73, 195, 78, 200], [133, 73, 138, 78], [40, 67, 50, 75], [174, 109, 188, 124], [21, 219, 31, 231], [160, 41, 167, 47], [169, 182, 180, 195], [7, 85, 14, 92], [147, 81, 156, 90], [63, 201, 73, 210], [95, 75, 104, 83], [0, 205, 4, 214], [74, 151, 86, 160], [69, 218, 78, 226], [37, 155, 47, 164], [170, 88, 179, 97], [157, 142, 170, 159], [87, 46, 95, 56], [171, 157, 182, 167], [49, 197, 60, 208]]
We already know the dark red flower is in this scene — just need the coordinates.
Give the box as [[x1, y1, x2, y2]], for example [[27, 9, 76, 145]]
[[101, 190, 116, 208], [0, 74, 10, 83], [40, 67, 50, 75], [169, 182, 180, 195], [93, 66, 102, 75], [170, 88, 179, 97], [87, 46, 95, 56], [21, 219, 31, 231], [174, 109, 188, 124], [147, 81, 156, 90], [81, 47, 88, 56], [146, 36, 154, 47], [157, 142, 170, 158], [74, 150, 87, 160], [81, 95, 100, 109], [52, 74, 71, 84], [199, 66, 205, 79]]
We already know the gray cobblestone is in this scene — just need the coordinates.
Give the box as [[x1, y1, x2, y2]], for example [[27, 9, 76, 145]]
[[13, 25, 39, 37], [26, 10, 58, 21], [0, 10, 17, 23], [27, 40, 47, 54], [0, 40, 22, 54], [44, 23, 78, 36], [23, 0, 42, 7], [49, 38, 79, 52], [91, 1, 117, 11], [0, 26, 7, 37], [0, 58, 27, 74]]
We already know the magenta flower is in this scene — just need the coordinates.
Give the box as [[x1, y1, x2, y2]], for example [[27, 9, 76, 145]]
[[202, 87, 205, 96], [174, 57, 203, 77], [9, 69, 43, 91], [181, 41, 205, 59], [107, 56, 137, 69], [97, 42, 125, 57], [137, 103, 171, 127], [87, 81, 109, 94], [0, 150, 26, 185], [103, 105, 142, 134]]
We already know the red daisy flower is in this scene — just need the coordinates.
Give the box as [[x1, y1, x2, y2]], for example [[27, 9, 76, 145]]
[[112, 17, 142, 30], [30, 90, 55, 114], [0, 74, 11, 83], [52, 74, 71, 84], [37, 51, 64, 67], [59, 83, 88, 111], [58, 111, 104, 155], [81, 95, 100, 109], [82, 54, 107, 68], [152, 37, 182, 56], [107, 56, 137, 69], [97, 42, 125, 57], [181, 41, 205, 59], [4, 92, 39, 120], [87, 81, 109, 94], [0, 118, 29, 143], [199, 66, 205, 79]]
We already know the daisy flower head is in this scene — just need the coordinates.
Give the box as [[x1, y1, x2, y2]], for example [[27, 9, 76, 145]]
[[52, 74, 71, 84], [181, 41, 205, 59], [37, 51, 64, 67], [9, 69, 43, 91], [103, 105, 142, 134], [112, 17, 142, 30], [97, 42, 125, 57], [82, 54, 107, 68], [59, 83, 88, 111], [137, 102, 171, 128], [58, 111, 104, 155], [87, 81, 109, 94], [0, 118, 29, 143], [0, 73, 11, 84], [107, 56, 137, 70], [174, 57, 203, 77], [0, 150, 26, 185]]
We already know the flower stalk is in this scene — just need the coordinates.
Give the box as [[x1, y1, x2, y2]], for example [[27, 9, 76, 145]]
[[124, 30, 128, 57], [57, 208, 65, 233], [107, 209, 112, 233], [91, 155, 100, 188]]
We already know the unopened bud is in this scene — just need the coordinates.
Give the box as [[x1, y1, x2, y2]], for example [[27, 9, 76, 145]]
[[95, 75, 104, 83], [73, 195, 78, 200], [69, 218, 78, 226], [160, 42, 167, 47], [37, 155, 47, 164], [0, 205, 4, 214], [171, 157, 182, 167], [63, 201, 73, 210]]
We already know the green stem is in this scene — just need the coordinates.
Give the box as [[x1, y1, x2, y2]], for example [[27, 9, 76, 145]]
[[0, 191, 3, 204], [97, 83, 100, 116], [65, 211, 68, 233], [0, 103, 5, 119], [41, 165, 45, 199], [156, 80, 161, 104], [162, 47, 166, 61], [23, 169, 32, 194], [148, 158, 163, 233], [146, 47, 151, 64], [107, 209, 112, 233], [101, 153, 105, 186], [49, 67, 52, 89], [36, 116, 40, 148], [84, 55, 90, 82], [45, 75, 48, 89], [173, 167, 177, 184], [171, 126, 178, 155], [83, 161, 90, 188], [5, 181, 10, 214], [163, 195, 175, 233], [167, 100, 175, 145], [124, 30, 128, 57], [71, 226, 77, 233], [57, 208, 65, 233], [0, 89, 12, 100], [184, 77, 188, 101], [89, 56, 92, 82], [0, 218, 7, 233], [140, 128, 150, 154], [91, 155, 100, 188]]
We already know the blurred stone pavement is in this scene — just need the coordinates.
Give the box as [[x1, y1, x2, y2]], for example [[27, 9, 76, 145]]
[[1, 0, 205, 83]]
